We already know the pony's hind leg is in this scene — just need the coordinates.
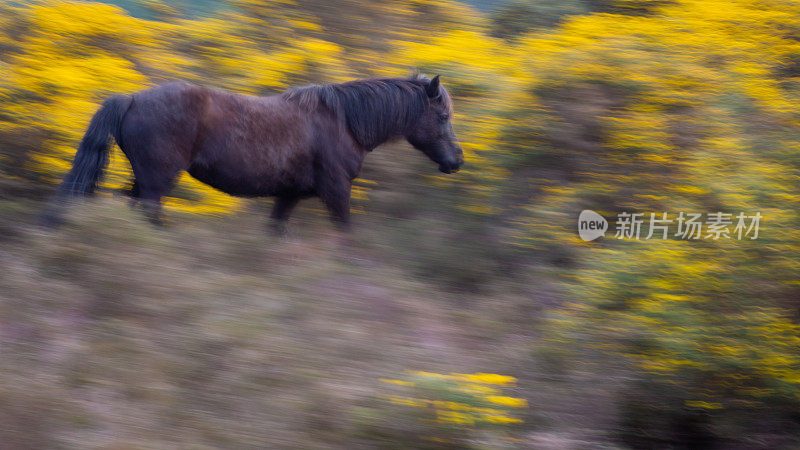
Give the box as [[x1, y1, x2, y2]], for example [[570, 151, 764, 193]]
[[136, 176, 179, 226], [115, 85, 197, 226], [127, 162, 183, 226], [141, 199, 164, 225], [126, 179, 140, 208], [121, 134, 189, 225]]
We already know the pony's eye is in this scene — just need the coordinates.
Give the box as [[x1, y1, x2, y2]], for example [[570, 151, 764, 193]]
[[439, 113, 449, 122]]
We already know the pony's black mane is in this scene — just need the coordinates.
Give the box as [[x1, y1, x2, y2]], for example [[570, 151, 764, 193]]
[[282, 75, 451, 150]]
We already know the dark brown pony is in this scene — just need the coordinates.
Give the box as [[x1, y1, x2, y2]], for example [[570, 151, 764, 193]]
[[44, 74, 463, 230]]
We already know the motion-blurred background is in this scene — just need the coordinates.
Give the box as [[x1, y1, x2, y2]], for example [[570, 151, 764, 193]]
[[2, 0, 800, 448]]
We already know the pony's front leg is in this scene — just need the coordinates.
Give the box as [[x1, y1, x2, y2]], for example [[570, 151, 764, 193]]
[[269, 195, 300, 236], [319, 181, 352, 232]]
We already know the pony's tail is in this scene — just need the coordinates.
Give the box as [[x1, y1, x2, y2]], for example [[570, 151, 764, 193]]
[[40, 94, 132, 226], [58, 94, 132, 196]]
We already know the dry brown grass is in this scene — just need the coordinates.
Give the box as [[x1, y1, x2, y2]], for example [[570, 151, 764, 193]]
[[0, 197, 618, 448]]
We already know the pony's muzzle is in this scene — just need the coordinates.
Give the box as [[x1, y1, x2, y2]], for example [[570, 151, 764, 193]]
[[439, 157, 463, 174]]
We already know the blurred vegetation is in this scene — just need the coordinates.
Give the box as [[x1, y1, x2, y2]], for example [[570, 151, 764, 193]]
[[2, 0, 800, 447], [377, 371, 528, 447]]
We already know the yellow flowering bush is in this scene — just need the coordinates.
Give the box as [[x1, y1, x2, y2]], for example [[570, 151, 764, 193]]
[[379, 371, 527, 444]]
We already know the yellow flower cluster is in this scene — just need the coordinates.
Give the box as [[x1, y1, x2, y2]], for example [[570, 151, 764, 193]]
[[380, 371, 527, 428]]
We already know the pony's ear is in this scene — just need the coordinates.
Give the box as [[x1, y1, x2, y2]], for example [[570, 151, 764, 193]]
[[426, 75, 441, 98]]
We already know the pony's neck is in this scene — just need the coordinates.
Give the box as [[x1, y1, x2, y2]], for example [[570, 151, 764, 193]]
[[333, 78, 426, 151], [282, 78, 428, 151]]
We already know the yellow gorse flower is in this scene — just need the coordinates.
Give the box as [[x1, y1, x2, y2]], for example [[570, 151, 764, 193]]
[[381, 371, 527, 436], [484, 395, 528, 408]]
